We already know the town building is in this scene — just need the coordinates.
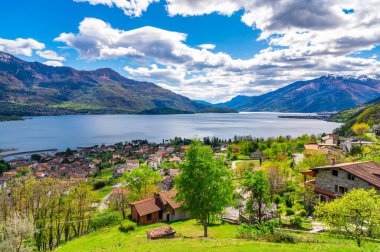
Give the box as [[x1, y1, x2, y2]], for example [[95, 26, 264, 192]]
[[130, 190, 189, 226], [301, 161, 380, 202]]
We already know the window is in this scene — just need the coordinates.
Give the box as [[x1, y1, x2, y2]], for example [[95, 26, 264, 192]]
[[332, 170, 338, 176], [147, 214, 152, 221], [335, 185, 348, 194], [348, 173, 355, 181], [159, 210, 163, 219]]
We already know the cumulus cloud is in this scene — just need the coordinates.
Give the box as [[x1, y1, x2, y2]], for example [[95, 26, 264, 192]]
[[73, 0, 158, 16], [0, 38, 45, 56], [64, 0, 380, 102], [37, 50, 65, 61], [43, 60, 64, 67], [198, 44, 216, 50]]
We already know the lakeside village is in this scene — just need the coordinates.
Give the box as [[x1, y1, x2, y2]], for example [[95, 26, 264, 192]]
[[1, 128, 380, 251]]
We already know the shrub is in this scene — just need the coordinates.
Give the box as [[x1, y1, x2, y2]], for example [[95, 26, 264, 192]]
[[119, 220, 136, 233], [286, 208, 295, 216], [237, 220, 279, 240], [93, 178, 109, 190], [290, 216, 303, 228], [299, 209, 307, 217], [90, 211, 122, 230], [268, 230, 296, 243]]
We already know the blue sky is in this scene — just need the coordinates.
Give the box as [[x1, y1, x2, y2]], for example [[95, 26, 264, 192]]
[[1, 0, 379, 102]]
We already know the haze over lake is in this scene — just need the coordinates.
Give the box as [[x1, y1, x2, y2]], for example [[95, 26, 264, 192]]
[[0, 113, 341, 152]]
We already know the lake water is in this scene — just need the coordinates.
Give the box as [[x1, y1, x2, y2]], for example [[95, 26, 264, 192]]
[[0, 113, 341, 152]]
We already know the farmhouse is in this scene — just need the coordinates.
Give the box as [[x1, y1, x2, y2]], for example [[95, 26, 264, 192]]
[[130, 190, 189, 226], [301, 161, 380, 202]]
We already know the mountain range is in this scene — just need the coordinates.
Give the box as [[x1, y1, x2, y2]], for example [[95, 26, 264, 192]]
[[217, 75, 380, 112], [0, 51, 235, 116], [1, 51, 380, 116]]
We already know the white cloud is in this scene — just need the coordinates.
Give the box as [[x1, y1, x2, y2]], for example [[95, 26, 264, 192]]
[[62, 0, 380, 102], [37, 50, 65, 61], [74, 0, 158, 16], [43, 60, 64, 67], [198, 44, 216, 50], [0, 38, 45, 56]]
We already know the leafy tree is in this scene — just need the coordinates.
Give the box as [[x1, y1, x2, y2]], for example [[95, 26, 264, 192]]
[[316, 188, 380, 247], [176, 140, 233, 237], [124, 164, 161, 201], [261, 161, 292, 198], [0, 213, 34, 252], [296, 185, 317, 215], [0, 160, 11, 174], [352, 122, 370, 137], [242, 169, 270, 223]]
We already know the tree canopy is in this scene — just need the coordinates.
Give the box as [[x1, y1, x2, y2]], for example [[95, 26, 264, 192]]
[[315, 188, 380, 247], [176, 140, 233, 237]]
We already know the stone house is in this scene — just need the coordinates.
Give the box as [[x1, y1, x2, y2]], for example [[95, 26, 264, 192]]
[[113, 160, 140, 178], [321, 135, 339, 145], [301, 161, 380, 202], [130, 190, 189, 226]]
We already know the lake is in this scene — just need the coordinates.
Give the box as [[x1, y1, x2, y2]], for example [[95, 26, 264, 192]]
[[0, 113, 341, 152]]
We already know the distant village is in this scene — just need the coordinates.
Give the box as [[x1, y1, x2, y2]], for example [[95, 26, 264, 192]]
[[1, 133, 378, 213]]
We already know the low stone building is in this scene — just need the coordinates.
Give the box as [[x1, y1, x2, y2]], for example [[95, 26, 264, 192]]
[[302, 161, 380, 202]]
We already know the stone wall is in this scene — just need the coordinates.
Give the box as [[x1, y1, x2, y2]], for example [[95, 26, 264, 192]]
[[315, 168, 374, 195]]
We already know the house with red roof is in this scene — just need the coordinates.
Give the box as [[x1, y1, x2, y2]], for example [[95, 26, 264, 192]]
[[130, 190, 189, 226]]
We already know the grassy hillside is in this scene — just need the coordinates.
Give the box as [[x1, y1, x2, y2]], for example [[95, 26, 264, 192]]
[[330, 101, 380, 136], [57, 220, 380, 252]]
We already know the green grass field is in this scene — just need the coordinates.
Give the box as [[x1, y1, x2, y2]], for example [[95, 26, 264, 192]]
[[57, 220, 380, 252]]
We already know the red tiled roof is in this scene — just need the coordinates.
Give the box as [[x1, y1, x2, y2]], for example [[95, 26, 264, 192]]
[[130, 190, 182, 216], [312, 161, 380, 188], [130, 198, 162, 216], [159, 190, 182, 209]]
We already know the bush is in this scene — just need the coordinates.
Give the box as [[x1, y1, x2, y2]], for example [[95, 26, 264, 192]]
[[93, 178, 109, 190], [290, 216, 303, 228], [299, 209, 307, 217], [119, 220, 136, 233], [286, 208, 295, 216], [237, 220, 279, 240], [90, 211, 122, 230], [268, 230, 296, 243]]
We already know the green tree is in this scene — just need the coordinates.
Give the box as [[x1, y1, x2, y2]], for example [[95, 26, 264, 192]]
[[176, 140, 233, 237], [242, 169, 270, 223], [352, 122, 370, 137], [124, 164, 161, 201], [316, 188, 380, 247]]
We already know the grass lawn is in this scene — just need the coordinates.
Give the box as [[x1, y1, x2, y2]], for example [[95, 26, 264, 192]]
[[56, 219, 380, 252], [93, 185, 114, 202]]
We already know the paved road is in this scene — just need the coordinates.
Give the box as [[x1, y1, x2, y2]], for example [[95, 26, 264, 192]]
[[98, 183, 122, 212]]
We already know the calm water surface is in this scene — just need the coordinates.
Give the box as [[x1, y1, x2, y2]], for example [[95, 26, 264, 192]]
[[0, 113, 341, 152]]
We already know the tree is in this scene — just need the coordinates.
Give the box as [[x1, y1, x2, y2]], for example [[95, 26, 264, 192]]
[[0, 213, 34, 252], [176, 140, 233, 237], [261, 161, 292, 198], [296, 185, 317, 215], [241, 169, 270, 223], [352, 122, 370, 137], [315, 188, 380, 247], [0, 160, 11, 174], [124, 164, 161, 201]]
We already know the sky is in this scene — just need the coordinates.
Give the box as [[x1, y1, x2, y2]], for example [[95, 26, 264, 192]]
[[0, 0, 380, 103]]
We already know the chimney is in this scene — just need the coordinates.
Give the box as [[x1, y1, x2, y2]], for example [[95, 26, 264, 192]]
[[330, 158, 336, 166]]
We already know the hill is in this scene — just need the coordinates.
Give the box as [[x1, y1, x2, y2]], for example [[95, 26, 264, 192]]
[[329, 97, 380, 136], [0, 51, 214, 116], [57, 219, 379, 252], [217, 75, 380, 112]]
